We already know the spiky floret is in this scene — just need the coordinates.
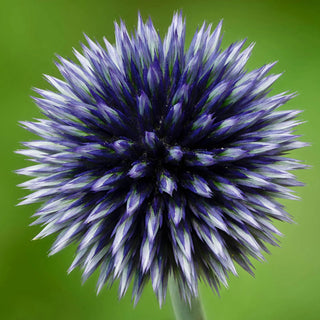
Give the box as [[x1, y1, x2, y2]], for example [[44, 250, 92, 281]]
[[17, 13, 306, 305]]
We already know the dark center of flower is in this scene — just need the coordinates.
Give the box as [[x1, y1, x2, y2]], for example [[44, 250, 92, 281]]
[[124, 130, 183, 197]]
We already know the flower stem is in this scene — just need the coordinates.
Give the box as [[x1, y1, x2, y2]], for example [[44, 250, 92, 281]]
[[168, 278, 207, 320]]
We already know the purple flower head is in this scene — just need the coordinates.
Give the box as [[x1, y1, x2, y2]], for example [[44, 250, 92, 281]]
[[17, 13, 307, 305]]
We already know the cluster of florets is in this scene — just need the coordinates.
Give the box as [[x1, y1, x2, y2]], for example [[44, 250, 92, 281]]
[[17, 13, 306, 305]]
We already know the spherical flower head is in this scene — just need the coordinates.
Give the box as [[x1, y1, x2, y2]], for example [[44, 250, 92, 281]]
[[17, 13, 307, 305]]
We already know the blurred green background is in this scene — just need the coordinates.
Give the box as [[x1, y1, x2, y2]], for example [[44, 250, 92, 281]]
[[1, 0, 319, 319]]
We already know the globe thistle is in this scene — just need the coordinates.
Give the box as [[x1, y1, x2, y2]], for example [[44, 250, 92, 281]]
[[17, 13, 306, 305]]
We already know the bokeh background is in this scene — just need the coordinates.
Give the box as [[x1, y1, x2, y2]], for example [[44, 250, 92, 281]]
[[1, 0, 319, 319]]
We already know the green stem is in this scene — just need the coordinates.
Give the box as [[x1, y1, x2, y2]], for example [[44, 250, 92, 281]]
[[168, 278, 207, 320]]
